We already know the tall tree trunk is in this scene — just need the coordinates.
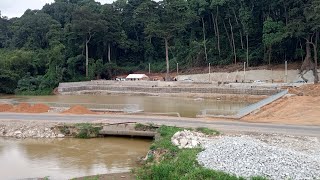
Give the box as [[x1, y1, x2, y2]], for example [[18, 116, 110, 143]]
[[300, 36, 314, 82], [85, 40, 89, 77], [202, 17, 208, 62], [165, 37, 169, 81], [211, 13, 217, 36], [313, 32, 319, 83], [229, 18, 237, 64], [240, 31, 244, 49], [268, 45, 272, 65], [107, 42, 112, 78], [232, 8, 244, 49], [246, 34, 249, 67], [108, 43, 111, 63], [223, 20, 232, 50], [300, 41, 304, 62], [85, 33, 93, 78], [216, 7, 221, 57]]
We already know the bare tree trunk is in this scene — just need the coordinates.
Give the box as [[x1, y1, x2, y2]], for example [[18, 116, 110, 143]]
[[85, 33, 93, 78], [232, 8, 244, 49], [211, 13, 217, 36], [223, 20, 232, 50], [268, 45, 272, 65], [86, 40, 89, 77], [313, 32, 319, 83], [229, 18, 237, 64], [165, 37, 169, 81], [300, 37, 314, 82], [202, 17, 208, 62], [108, 43, 111, 63], [300, 40, 304, 62], [246, 34, 249, 67], [240, 31, 244, 49], [216, 7, 221, 57]]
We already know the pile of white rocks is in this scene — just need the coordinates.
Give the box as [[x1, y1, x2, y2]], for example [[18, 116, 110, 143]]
[[171, 130, 207, 149], [197, 135, 320, 180], [0, 121, 65, 138]]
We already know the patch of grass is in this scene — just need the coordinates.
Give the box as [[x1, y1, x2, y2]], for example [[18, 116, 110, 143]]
[[57, 125, 71, 135], [196, 127, 220, 135], [251, 176, 268, 180], [135, 123, 158, 131], [75, 123, 102, 139], [135, 125, 267, 180]]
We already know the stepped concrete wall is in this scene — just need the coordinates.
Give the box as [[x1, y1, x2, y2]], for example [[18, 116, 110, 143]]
[[58, 81, 281, 96], [178, 69, 319, 83]]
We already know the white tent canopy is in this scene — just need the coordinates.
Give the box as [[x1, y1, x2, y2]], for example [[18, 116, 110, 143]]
[[126, 74, 149, 79]]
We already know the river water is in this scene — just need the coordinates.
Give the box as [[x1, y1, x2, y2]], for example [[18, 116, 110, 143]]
[[0, 137, 151, 180], [0, 95, 251, 179], [1, 95, 251, 117]]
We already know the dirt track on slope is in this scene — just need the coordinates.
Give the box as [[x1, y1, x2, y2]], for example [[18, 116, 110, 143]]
[[243, 84, 320, 125]]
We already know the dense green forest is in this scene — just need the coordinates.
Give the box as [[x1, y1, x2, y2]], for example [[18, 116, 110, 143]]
[[0, 0, 319, 94]]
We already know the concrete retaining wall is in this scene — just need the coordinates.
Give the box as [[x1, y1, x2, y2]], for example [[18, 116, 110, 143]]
[[178, 69, 319, 83], [58, 83, 281, 96]]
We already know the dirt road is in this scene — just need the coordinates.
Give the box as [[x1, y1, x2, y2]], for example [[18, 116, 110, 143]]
[[0, 113, 319, 137]]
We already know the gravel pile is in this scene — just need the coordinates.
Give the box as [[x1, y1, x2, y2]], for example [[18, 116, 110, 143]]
[[197, 135, 320, 180]]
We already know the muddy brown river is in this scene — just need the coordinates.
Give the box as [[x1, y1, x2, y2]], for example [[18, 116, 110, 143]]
[[0, 95, 252, 179], [0, 137, 151, 180], [1, 95, 251, 117]]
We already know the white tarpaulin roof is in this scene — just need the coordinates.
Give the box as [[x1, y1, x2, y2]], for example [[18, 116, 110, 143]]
[[126, 74, 149, 79]]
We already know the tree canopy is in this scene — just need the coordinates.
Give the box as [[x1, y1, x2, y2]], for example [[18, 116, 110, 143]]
[[0, 0, 320, 94]]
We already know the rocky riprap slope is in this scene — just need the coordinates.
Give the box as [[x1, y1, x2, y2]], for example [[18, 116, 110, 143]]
[[197, 135, 320, 180], [171, 130, 320, 180], [0, 121, 65, 138]]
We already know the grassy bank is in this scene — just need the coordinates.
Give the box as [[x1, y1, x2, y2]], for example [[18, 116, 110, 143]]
[[135, 126, 266, 180]]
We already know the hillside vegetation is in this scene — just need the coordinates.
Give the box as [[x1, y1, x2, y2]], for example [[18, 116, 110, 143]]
[[0, 0, 319, 94]]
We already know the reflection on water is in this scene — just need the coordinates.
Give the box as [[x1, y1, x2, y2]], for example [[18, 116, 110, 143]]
[[0, 137, 151, 180], [1, 95, 252, 117]]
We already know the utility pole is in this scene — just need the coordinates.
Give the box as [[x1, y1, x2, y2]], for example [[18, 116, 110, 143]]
[[149, 63, 151, 74]]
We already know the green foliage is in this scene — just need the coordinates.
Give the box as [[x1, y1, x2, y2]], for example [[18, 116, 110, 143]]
[[75, 123, 102, 139], [0, 0, 319, 93], [195, 127, 220, 135], [262, 18, 287, 47]]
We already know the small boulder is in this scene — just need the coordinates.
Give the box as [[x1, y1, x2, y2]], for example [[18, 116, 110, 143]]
[[57, 134, 65, 138]]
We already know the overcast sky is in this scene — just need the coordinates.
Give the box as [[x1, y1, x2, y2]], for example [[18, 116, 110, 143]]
[[0, 0, 115, 18]]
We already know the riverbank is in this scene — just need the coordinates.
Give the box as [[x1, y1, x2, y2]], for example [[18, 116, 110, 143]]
[[0, 120, 63, 138], [1, 119, 319, 179], [135, 126, 320, 180]]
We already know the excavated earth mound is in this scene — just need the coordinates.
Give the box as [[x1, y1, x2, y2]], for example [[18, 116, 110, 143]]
[[62, 105, 96, 114], [9, 103, 31, 113], [28, 103, 50, 113], [0, 104, 14, 112]]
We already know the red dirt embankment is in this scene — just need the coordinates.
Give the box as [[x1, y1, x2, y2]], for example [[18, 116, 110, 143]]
[[62, 105, 96, 114], [0, 103, 50, 113], [243, 84, 320, 125], [0, 104, 14, 112]]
